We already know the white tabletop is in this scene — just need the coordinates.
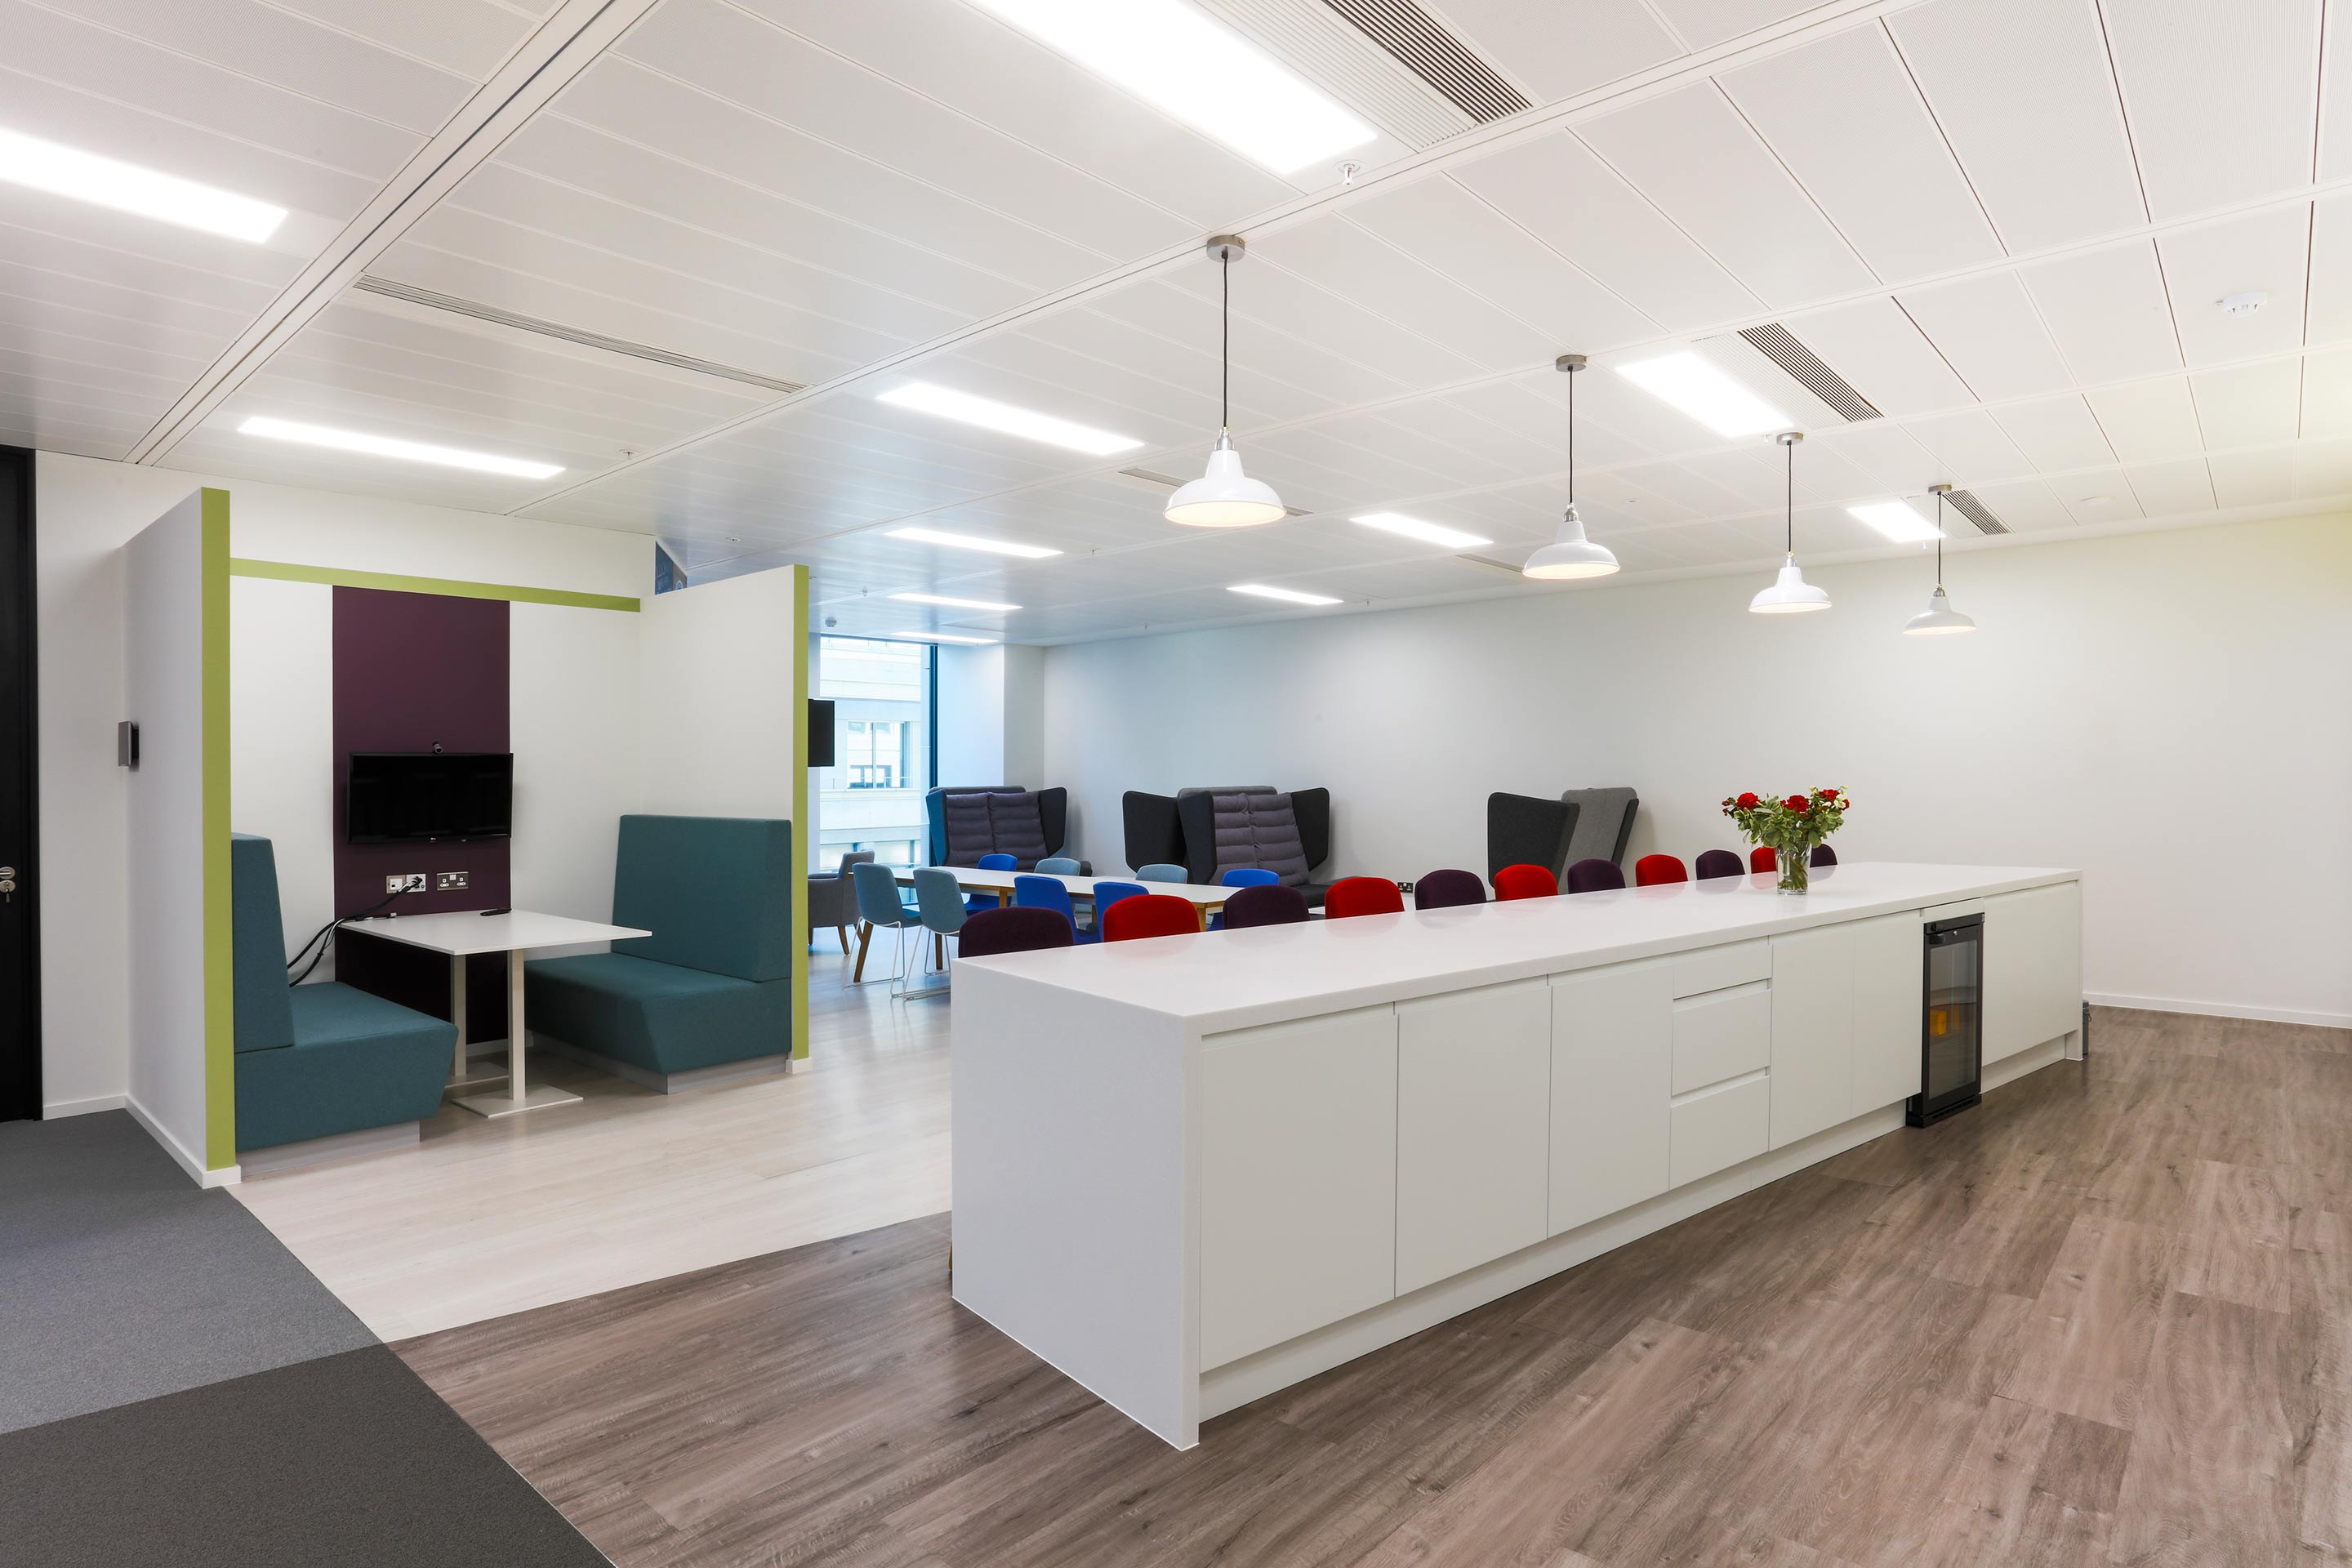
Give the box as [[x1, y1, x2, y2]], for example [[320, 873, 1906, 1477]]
[[343, 909, 649, 956], [954, 862, 2078, 1028], [901, 865, 1236, 906]]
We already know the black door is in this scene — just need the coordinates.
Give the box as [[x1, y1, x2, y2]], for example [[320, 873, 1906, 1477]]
[[0, 445, 38, 1121]]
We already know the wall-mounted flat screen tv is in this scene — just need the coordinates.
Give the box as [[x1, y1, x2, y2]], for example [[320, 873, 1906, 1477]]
[[346, 752, 514, 844]]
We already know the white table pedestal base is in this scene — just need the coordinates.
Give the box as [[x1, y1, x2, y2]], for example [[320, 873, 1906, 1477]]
[[454, 1083, 583, 1118]]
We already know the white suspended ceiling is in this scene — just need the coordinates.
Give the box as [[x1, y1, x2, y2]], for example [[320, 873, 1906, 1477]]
[[2, 0, 2349, 643]]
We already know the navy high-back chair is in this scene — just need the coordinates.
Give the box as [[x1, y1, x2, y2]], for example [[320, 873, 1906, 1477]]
[[1566, 858, 1626, 894]]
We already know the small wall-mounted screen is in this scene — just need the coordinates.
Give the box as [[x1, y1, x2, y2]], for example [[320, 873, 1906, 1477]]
[[346, 752, 514, 844]]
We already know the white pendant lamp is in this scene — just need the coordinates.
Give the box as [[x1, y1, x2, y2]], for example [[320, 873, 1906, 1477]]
[[1522, 353, 1620, 581], [1749, 430, 1830, 614], [1165, 236, 1285, 528], [1903, 484, 1979, 635]]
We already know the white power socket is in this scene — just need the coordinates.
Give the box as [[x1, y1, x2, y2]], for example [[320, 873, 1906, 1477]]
[[385, 873, 427, 894]]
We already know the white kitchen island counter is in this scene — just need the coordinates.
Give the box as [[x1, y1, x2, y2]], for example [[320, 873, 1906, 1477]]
[[950, 862, 2083, 1448]]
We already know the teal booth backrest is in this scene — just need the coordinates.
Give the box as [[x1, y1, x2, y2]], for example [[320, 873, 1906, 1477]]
[[611, 815, 794, 982], [229, 834, 296, 1054]]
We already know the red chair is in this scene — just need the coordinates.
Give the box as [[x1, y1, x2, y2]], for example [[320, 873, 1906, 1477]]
[[1635, 854, 1688, 887], [1492, 863, 1557, 901], [1102, 893, 1200, 942], [1749, 846, 1776, 874], [1323, 876, 1405, 919]]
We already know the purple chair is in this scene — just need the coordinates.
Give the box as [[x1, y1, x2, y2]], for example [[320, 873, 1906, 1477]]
[[1413, 869, 1486, 910], [1811, 844, 1838, 866], [957, 906, 1076, 958], [1221, 884, 1309, 928], [1566, 858, 1626, 894], [1695, 849, 1745, 880]]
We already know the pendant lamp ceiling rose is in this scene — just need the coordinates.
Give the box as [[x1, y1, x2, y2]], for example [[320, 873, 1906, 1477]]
[[1205, 234, 1246, 265], [1775, 430, 1804, 447], [1555, 353, 1587, 374]]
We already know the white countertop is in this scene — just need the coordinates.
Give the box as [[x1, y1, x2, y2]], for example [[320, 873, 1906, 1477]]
[[954, 862, 2077, 1032], [343, 909, 649, 956]]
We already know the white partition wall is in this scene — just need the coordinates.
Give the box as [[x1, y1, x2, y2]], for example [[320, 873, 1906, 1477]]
[[122, 489, 234, 1184]]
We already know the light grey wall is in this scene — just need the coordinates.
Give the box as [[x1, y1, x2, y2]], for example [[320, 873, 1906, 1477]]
[[1041, 514, 2352, 1026]]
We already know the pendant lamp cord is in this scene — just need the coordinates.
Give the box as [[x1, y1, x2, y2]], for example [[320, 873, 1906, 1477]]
[[1220, 254, 1231, 436], [1935, 491, 1946, 587], [1784, 436, 1793, 555], [1566, 362, 1575, 505]]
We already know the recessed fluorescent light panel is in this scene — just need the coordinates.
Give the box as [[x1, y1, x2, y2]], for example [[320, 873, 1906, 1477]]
[[0, 127, 287, 242], [897, 631, 998, 645], [966, 0, 1375, 174], [1846, 501, 1942, 543], [237, 416, 562, 479], [1230, 583, 1341, 606], [1615, 352, 1791, 439], [887, 527, 1062, 560], [1352, 512, 1492, 549], [876, 381, 1142, 457], [889, 592, 1021, 612]]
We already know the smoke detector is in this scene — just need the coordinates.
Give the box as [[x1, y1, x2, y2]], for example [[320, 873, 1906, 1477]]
[[2217, 290, 2268, 318]]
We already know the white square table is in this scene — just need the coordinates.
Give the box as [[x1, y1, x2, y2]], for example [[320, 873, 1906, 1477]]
[[341, 910, 649, 1118]]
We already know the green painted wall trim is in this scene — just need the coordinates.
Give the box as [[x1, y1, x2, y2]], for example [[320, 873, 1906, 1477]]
[[201, 491, 237, 1172], [229, 558, 640, 613], [791, 565, 810, 1062]]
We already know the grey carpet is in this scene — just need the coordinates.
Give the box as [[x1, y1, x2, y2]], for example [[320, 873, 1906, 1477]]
[[0, 1346, 611, 1566], [0, 1111, 375, 1434]]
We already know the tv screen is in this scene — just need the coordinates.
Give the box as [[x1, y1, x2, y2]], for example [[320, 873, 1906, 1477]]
[[807, 698, 836, 768], [347, 752, 514, 844]]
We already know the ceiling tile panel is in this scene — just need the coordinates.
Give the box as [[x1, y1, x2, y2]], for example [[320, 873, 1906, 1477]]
[[1989, 394, 2119, 471], [2082, 376, 2203, 463], [2103, 0, 2321, 220], [1719, 22, 2004, 283], [2018, 241, 2182, 384], [2156, 203, 2312, 367], [1085, 278, 1419, 413], [2189, 357, 2304, 448], [1163, 247, 1484, 391], [1449, 131, 1762, 331], [1251, 213, 1552, 372], [1421, 0, 1682, 102], [1888, 0, 2145, 251], [2207, 445, 2296, 506], [2123, 457, 2217, 515], [1962, 476, 2074, 530], [1893, 273, 2075, 402], [1782, 296, 1975, 416], [1646, 0, 1819, 50], [1575, 83, 1876, 307], [1895, 408, 2034, 485], [2299, 345, 2352, 434], [2056, 470, 2142, 523], [2308, 192, 2352, 342]]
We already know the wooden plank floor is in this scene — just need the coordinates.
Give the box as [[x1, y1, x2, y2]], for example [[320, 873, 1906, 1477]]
[[397, 1009, 2352, 1567], [234, 938, 951, 1339]]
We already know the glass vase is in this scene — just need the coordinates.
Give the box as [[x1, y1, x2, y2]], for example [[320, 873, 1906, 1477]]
[[1776, 844, 1810, 895]]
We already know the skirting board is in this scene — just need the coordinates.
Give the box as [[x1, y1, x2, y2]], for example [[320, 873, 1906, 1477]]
[[1200, 1040, 2075, 1427], [2086, 991, 2351, 1031], [42, 1094, 127, 1119], [533, 1035, 791, 1095], [125, 1096, 240, 1188], [239, 1120, 421, 1178]]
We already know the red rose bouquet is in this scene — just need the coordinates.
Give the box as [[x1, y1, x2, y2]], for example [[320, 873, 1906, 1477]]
[[1718, 786, 1850, 894]]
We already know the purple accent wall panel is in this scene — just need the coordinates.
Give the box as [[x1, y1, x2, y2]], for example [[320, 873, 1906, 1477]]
[[331, 586, 511, 920]]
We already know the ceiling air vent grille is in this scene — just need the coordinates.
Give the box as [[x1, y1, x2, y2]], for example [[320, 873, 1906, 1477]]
[[1321, 0, 1531, 123], [1944, 489, 2010, 535], [350, 276, 805, 395], [1740, 323, 1880, 423]]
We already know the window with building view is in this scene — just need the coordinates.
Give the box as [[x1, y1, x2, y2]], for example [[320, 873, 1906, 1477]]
[[815, 637, 934, 870]]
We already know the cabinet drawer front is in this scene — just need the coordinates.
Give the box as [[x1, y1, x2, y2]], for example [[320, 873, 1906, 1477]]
[[1670, 1072, 1771, 1187], [1201, 1007, 1399, 1369], [1396, 981, 1551, 1295], [1673, 939, 1771, 999], [1671, 982, 1772, 1095]]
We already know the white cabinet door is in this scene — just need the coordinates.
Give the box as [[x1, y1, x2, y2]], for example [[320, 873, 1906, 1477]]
[[1396, 980, 1551, 1295], [1981, 882, 2084, 1063], [1770, 923, 1855, 1149], [1200, 1007, 1399, 1369], [1550, 959, 1673, 1236], [1851, 912, 1924, 1111]]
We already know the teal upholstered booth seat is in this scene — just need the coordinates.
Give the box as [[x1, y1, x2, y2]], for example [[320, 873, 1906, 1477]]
[[231, 834, 453, 1158], [523, 815, 794, 1091]]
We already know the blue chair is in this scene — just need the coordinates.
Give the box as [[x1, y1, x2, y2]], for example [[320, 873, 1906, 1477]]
[[1137, 862, 1188, 884], [1013, 873, 1095, 944], [907, 867, 969, 999], [1037, 856, 1081, 875], [1091, 880, 1147, 929], [849, 860, 923, 984], [967, 852, 1016, 914], [1211, 866, 1279, 928]]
